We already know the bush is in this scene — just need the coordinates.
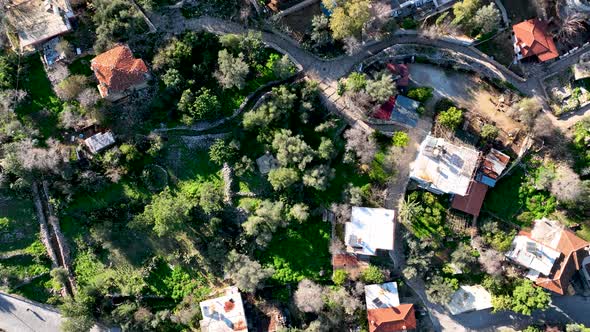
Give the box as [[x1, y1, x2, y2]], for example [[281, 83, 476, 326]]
[[392, 131, 409, 148], [407, 87, 433, 103], [480, 124, 499, 140], [360, 265, 385, 284], [346, 72, 367, 92], [437, 106, 463, 130], [401, 18, 418, 29], [332, 270, 348, 286]]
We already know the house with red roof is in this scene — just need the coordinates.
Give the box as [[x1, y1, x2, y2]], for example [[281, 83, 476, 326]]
[[512, 19, 559, 62], [506, 218, 590, 295], [365, 282, 417, 332], [91, 44, 150, 101]]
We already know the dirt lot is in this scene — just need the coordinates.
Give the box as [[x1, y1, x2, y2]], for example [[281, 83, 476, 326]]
[[277, 2, 321, 41], [409, 63, 525, 153]]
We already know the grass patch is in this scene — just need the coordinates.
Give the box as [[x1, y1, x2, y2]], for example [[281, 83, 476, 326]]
[[145, 257, 211, 302], [16, 55, 63, 138], [483, 167, 525, 221], [13, 274, 54, 303], [0, 198, 38, 252], [68, 55, 94, 77], [258, 218, 331, 285]]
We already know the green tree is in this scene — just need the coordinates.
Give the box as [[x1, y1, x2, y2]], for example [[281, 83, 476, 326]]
[[481, 124, 499, 140], [360, 265, 385, 284], [267, 54, 295, 80], [450, 243, 478, 272], [329, 0, 371, 40], [289, 203, 309, 222], [215, 49, 249, 90], [178, 87, 221, 123], [407, 87, 433, 102], [60, 291, 96, 332], [311, 15, 333, 48], [392, 131, 410, 147], [224, 250, 274, 292], [268, 167, 300, 191], [317, 137, 336, 160], [243, 86, 297, 130], [473, 3, 501, 34], [346, 72, 367, 92], [366, 72, 396, 103], [242, 200, 287, 247], [134, 188, 193, 236], [0, 54, 17, 89], [302, 165, 335, 191], [92, 0, 148, 52], [492, 280, 550, 315], [332, 270, 348, 286], [426, 275, 459, 305], [438, 106, 463, 130], [162, 68, 183, 90], [566, 323, 590, 332], [199, 182, 224, 215], [452, 0, 481, 26], [272, 129, 314, 171], [209, 139, 238, 165]]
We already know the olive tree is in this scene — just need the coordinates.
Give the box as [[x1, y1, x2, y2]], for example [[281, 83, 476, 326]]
[[215, 49, 249, 90], [224, 250, 274, 292]]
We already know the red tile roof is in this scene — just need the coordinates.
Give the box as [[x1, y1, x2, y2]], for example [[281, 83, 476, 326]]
[[387, 63, 410, 87], [91, 45, 149, 97], [368, 304, 417, 332], [534, 229, 590, 295], [451, 181, 488, 216], [374, 96, 396, 120], [513, 19, 559, 62]]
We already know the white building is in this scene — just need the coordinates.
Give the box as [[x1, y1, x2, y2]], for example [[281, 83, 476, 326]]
[[199, 287, 248, 332], [447, 285, 492, 315], [365, 282, 400, 309], [345, 207, 395, 256], [409, 134, 480, 196]]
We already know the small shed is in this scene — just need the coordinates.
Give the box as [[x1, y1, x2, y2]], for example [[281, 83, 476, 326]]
[[84, 132, 115, 154], [256, 152, 279, 175]]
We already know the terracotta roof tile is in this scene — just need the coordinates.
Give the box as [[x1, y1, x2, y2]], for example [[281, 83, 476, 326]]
[[513, 19, 559, 62], [368, 304, 416, 332], [91, 44, 149, 96]]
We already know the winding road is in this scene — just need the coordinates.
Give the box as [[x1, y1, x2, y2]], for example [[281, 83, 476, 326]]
[[151, 10, 590, 332]]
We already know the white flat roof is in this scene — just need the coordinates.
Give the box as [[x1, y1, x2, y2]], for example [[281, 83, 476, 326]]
[[506, 235, 561, 276], [365, 282, 400, 309], [410, 135, 480, 196], [447, 285, 492, 315], [199, 287, 248, 332], [345, 207, 395, 256]]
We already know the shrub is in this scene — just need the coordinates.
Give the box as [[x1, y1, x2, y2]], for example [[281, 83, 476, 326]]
[[346, 72, 367, 92], [480, 124, 499, 140], [401, 18, 418, 29], [360, 265, 385, 284], [437, 106, 463, 130], [332, 270, 348, 286], [392, 131, 409, 148], [407, 87, 433, 102]]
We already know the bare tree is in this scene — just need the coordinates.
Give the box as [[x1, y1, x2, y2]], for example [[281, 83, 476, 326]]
[[556, 13, 587, 45], [550, 163, 586, 203], [478, 249, 504, 276], [343, 126, 377, 165], [330, 203, 351, 224], [295, 279, 325, 313], [77, 88, 100, 108]]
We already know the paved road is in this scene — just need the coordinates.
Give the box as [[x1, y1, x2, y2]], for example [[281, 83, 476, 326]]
[[0, 291, 63, 332]]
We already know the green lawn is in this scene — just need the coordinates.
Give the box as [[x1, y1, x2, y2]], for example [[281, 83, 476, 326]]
[[0, 198, 38, 252], [258, 217, 331, 285], [68, 55, 94, 77], [16, 55, 63, 138], [482, 168, 525, 221]]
